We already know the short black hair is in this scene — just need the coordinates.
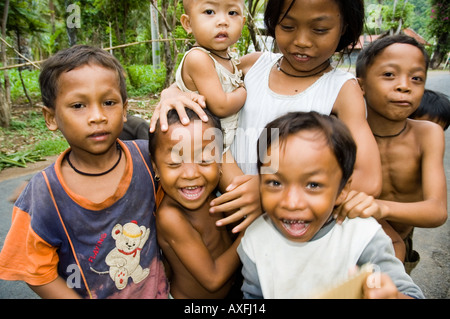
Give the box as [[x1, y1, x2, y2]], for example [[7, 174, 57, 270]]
[[257, 111, 356, 192], [39, 45, 127, 109], [356, 34, 429, 79], [409, 89, 450, 130], [148, 108, 222, 160]]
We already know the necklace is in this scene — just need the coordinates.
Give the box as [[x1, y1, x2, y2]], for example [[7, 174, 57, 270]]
[[65, 142, 122, 177], [373, 122, 407, 138], [209, 50, 232, 61], [192, 45, 232, 60], [276, 56, 330, 78]]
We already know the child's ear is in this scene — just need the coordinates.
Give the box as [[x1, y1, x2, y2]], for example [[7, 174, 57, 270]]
[[335, 178, 352, 206], [42, 106, 58, 131], [151, 160, 160, 180], [180, 14, 192, 34], [357, 78, 365, 95], [123, 100, 128, 122]]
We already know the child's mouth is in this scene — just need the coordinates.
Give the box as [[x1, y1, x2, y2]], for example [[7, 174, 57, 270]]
[[281, 219, 310, 237], [179, 186, 205, 200]]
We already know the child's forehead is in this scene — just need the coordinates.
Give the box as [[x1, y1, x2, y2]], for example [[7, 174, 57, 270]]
[[156, 122, 221, 149], [372, 43, 426, 68]]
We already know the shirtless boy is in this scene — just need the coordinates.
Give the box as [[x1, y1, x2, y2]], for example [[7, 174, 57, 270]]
[[353, 34, 447, 271]]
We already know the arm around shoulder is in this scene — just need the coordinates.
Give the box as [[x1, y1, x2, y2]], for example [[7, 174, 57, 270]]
[[333, 79, 382, 196]]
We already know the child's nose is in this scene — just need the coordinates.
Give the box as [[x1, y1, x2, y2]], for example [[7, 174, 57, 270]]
[[281, 185, 307, 211], [181, 163, 201, 179], [217, 12, 229, 27], [293, 30, 312, 48], [89, 104, 108, 124], [395, 76, 412, 93]]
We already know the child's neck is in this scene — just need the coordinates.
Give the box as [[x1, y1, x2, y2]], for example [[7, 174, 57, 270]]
[[367, 109, 409, 139]]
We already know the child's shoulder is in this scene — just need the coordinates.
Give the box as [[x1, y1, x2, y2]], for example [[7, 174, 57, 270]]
[[183, 47, 215, 65], [408, 118, 445, 146]]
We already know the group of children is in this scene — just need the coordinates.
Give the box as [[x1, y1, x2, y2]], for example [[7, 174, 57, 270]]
[[0, 0, 448, 299]]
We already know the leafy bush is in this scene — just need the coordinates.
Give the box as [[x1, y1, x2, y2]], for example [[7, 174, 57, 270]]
[[1, 69, 41, 102], [126, 64, 166, 97]]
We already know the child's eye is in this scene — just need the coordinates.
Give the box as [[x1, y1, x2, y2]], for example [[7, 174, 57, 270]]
[[306, 182, 321, 190], [313, 28, 329, 34], [279, 24, 294, 31], [411, 76, 424, 82], [266, 179, 282, 188], [229, 10, 239, 16], [72, 103, 85, 109], [204, 9, 214, 15], [382, 72, 394, 78], [104, 100, 116, 106]]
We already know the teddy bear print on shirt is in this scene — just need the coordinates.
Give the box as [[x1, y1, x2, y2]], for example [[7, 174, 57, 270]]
[[91, 220, 150, 290]]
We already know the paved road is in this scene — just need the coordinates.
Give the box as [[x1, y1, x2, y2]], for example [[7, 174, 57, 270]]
[[0, 71, 448, 299]]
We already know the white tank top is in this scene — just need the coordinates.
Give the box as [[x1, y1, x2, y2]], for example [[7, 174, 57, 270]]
[[231, 52, 356, 175]]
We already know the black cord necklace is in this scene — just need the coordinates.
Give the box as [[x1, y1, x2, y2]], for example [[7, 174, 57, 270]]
[[66, 142, 122, 177], [276, 56, 330, 78], [373, 122, 408, 138], [192, 45, 232, 60]]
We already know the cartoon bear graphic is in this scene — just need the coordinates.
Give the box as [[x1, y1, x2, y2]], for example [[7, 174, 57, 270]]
[[104, 221, 150, 290]]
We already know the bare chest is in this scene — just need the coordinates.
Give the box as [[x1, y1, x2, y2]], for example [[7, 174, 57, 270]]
[[377, 139, 423, 201]]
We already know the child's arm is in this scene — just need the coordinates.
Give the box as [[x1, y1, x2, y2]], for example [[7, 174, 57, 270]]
[[211, 150, 262, 233], [157, 205, 243, 293], [182, 49, 246, 117], [333, 80, 382, 197], [28, 276, 82, 299], [376, 122, 447, 228]]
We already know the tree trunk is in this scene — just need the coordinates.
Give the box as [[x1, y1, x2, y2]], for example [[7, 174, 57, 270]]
[[16, 29, 33, 107], [0, 0, 11, 128], [430, 32, 449, 69]]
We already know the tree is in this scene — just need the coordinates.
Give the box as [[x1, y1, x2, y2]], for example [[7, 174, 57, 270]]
[[428, 1, 450, 69], [0, 0, 11, 128]]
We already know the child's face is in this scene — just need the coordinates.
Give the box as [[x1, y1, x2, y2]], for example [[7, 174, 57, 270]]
[[153, 120, 222, 211], [275, 0, 344, 73], [359, 43, 427, 121], [260, 130, 347, 243], [43, 64, 127, 155], [181, 0, 245, 52]]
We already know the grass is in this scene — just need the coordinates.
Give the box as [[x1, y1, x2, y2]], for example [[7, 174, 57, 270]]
[[0, 109, 68, 171]]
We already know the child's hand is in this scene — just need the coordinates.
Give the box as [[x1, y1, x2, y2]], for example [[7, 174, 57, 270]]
[[210, 174, 262, 233], [334, 190, 384, 224], [363, 273, 401, 299], [150, 86, 208, 133]]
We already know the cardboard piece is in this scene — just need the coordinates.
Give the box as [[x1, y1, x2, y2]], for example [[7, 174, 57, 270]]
[[313, 264, 374, 299]]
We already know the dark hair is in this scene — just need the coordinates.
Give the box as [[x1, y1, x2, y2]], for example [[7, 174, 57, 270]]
[[149, 108, 222, 160], [356, 34, 429, 78], [409, 89, 450, 130], [264, 0, 364, 54], [257, 111, 356, 192], [39, 45, 127, 109]]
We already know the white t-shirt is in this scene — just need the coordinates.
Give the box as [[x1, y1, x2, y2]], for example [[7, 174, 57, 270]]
[[231, 52, 356, 175]]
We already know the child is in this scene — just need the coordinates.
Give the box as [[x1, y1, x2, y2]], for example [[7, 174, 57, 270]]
[[237, 111, 424, 299], [151, 0, 382, 223], [149, 108, 243, 298], [0, 45, 168, 299], [177, 0, 247, 154], [353, 35, 447, 272], [409, 89, 450, 130]]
